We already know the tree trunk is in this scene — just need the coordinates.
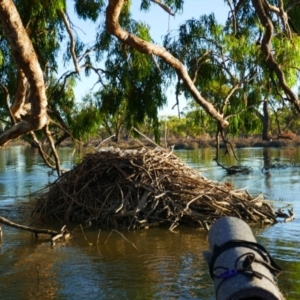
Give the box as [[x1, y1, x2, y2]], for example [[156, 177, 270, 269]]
[[253, 100, 271, 141], [0, 0, 48, 145], [252, 0, 300, 113], [10, 69, 30, 120], [262, 100, 271, 141]]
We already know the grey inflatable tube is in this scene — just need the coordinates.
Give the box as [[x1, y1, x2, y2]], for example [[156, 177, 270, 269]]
[[207, 217, 284, 300]]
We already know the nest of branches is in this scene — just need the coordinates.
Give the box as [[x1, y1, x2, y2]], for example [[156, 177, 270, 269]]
[[33, 147, 277, 230]]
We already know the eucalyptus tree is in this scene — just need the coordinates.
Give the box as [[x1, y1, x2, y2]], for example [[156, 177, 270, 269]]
[[1, 0, 300, 174], [161, 1, 300, 144], [230, 0, 300, 140], [0, 0, 167, 173], [92, 11, 167, 142], [104, 0, 300, 163], [162, 13, 265, 155], [0, 0, 104, 173], [0, 0, 67, 173]]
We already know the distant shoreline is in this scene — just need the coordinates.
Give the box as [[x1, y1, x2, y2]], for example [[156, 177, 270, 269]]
[[7, 135, 300, 150], [82, 136, 300, 150]]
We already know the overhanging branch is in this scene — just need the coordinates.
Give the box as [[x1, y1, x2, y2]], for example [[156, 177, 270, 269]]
[[105, 0, 229, 128], [252, 0, 300, 113], [0, 0, 48, 146]]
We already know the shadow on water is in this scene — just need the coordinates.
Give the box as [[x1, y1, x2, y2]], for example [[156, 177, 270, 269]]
[[0, 226, 214, 300], [0, 146, 299, 299]]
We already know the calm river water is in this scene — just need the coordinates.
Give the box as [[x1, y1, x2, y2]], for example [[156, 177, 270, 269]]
[[0, 145, 299, 299]]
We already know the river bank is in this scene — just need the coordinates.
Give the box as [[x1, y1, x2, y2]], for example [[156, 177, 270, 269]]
[[82, 135, 300, 150], [9, 135, 300, 150]]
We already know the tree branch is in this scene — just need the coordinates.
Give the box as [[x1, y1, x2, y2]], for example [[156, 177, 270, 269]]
[[105, 0, 229, 128], [150, 0, 174, 16], [43, 124, 61, 176], [221, 83, 240, 115], [10, 69, 30, 120], [266, 0, 292, 38], [59, 9, 81, 73], [0, 81, 15, 124], [0, 0, 48, 145], [252, 0, 300, 113], [0, 215, 59, 236], [30, 131, 57, 169]]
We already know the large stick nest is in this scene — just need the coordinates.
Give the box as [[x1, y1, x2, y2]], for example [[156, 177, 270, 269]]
[[33, 147, 277, 230]]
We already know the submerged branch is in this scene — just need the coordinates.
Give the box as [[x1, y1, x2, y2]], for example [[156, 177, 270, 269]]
[[0, 215, 59, 236]]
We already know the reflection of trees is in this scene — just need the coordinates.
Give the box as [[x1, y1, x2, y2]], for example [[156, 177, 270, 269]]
[[24, 146, 39, 170], [81, 229, 215, 299], [0, 242, 60, 300], [262, 148, 272, 189], [262, 148, 272, 169], [277, 260, 300, 299], [272, 239, 300, 299], [257, 236, 300, 299]]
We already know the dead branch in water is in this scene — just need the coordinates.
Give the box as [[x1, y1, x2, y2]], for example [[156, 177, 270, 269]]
[[0, 215, 69, 247], [0, 215, 59, 236]]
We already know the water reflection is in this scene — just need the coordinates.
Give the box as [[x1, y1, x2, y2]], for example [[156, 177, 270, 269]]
[[0, 146, 299, 299], [262, 148, 273, 189], [54, 229, 214, 300]]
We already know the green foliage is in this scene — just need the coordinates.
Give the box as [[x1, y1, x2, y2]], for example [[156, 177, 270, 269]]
[[140, 0, 184, 13], [74, 0, 104, 21], [0, 49, 4, 67], [163, 116, 188, 138], [273, 35, 300, 86], [13, 0, 67, 69], [93, 13, 167, 141], [1, 0, 300, 146], [162, 111, 214, 139], [140, 0, 150, 11], [47, 75, 76, 115], [162, 6, 300, 139], [47, 80, 102, 141], [70, 102, 102, 140]]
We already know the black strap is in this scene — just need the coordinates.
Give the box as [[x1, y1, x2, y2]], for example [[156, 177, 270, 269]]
[[209, 239, 282, 279]]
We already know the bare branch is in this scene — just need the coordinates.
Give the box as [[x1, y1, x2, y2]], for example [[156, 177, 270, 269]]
[[151, 54, 162, 72], [30, 131, 57, 169], [191, 50, 211, 83], [150, 0, 174, 16], [227, 0, 237, 35], [267, 0, 292, 39], [173, 77, 181, 117], [233, 0, 247, 14], [285, 0, 300, 12], [221, 83, 240, 115], [59, 9, 81, 73], [0, 215, 59, 236], [43, 125, 61, 176], [78, 46, 96, 63]]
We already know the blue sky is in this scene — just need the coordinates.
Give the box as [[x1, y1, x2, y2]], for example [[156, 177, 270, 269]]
[[64, 1, 228, 116]]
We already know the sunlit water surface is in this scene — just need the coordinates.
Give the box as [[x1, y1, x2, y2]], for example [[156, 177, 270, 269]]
[[0, 145, 299, 299]]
